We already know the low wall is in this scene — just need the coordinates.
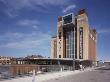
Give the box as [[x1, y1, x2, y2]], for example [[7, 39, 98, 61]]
[[10, 64, 38, 76], [10, 65, 73, 77]]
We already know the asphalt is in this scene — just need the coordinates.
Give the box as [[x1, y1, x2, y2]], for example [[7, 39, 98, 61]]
[[1, 66, 110, 82], [45, 66, 110, 82]]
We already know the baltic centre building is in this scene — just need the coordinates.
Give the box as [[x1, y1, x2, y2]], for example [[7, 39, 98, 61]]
[[51, 9, 97, 62]]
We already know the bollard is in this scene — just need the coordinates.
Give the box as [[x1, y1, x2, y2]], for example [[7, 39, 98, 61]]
[[61, 67, 63, 72], [32, 69, 35, 82]]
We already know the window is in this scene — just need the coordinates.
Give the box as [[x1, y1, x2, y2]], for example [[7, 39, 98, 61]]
[[59, 55, 61, 58], [59, 32, 61, 39]]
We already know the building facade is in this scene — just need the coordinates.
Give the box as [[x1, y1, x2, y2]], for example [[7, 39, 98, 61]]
[[51, 9, 97, 61], [0, 56, 11, 65], [51, 36, 57, 58]]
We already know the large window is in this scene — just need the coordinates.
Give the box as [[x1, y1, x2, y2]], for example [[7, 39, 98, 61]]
[[66, 30, 74, 58]]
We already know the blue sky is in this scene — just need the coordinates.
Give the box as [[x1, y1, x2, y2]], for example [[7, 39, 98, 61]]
[[0, 0, 110, 60]]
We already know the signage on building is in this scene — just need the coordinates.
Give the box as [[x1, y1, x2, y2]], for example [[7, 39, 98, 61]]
[[79, 27, 83, 59]]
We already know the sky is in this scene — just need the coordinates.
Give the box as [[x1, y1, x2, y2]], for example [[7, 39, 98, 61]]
[[0, 0, 110, 60]]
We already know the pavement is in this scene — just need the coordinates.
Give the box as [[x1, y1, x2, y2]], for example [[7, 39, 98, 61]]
[[45, 66, 110, 82], [0, 67, 95, 82]]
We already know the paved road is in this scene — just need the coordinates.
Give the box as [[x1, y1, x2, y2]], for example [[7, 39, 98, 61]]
[[45, 66, 110, 82]]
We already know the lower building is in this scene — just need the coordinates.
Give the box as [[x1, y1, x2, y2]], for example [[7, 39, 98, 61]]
[[0, 56, 11, 65]]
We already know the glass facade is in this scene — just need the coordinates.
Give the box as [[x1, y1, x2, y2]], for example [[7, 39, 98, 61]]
[[66, 28, 75, 58]]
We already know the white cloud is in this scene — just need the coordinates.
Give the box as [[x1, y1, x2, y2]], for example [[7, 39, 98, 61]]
[[0, 31, 51, 50], [97, 29, 110, 34], [0, 32, 24, 42], [17, 19, 39, 29], [33, 25, 38, 29], [1, 0, 71, 17], [63, 4, 76, 13]]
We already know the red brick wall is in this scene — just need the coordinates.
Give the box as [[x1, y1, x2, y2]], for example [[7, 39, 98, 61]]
[[88, 30, 96, 61]]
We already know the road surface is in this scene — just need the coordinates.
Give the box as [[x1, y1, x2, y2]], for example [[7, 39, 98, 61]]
[[46, 66, 110, 82]]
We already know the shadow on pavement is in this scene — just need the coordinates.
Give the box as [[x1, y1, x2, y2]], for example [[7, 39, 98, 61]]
[[95, 67, 110, 70]]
